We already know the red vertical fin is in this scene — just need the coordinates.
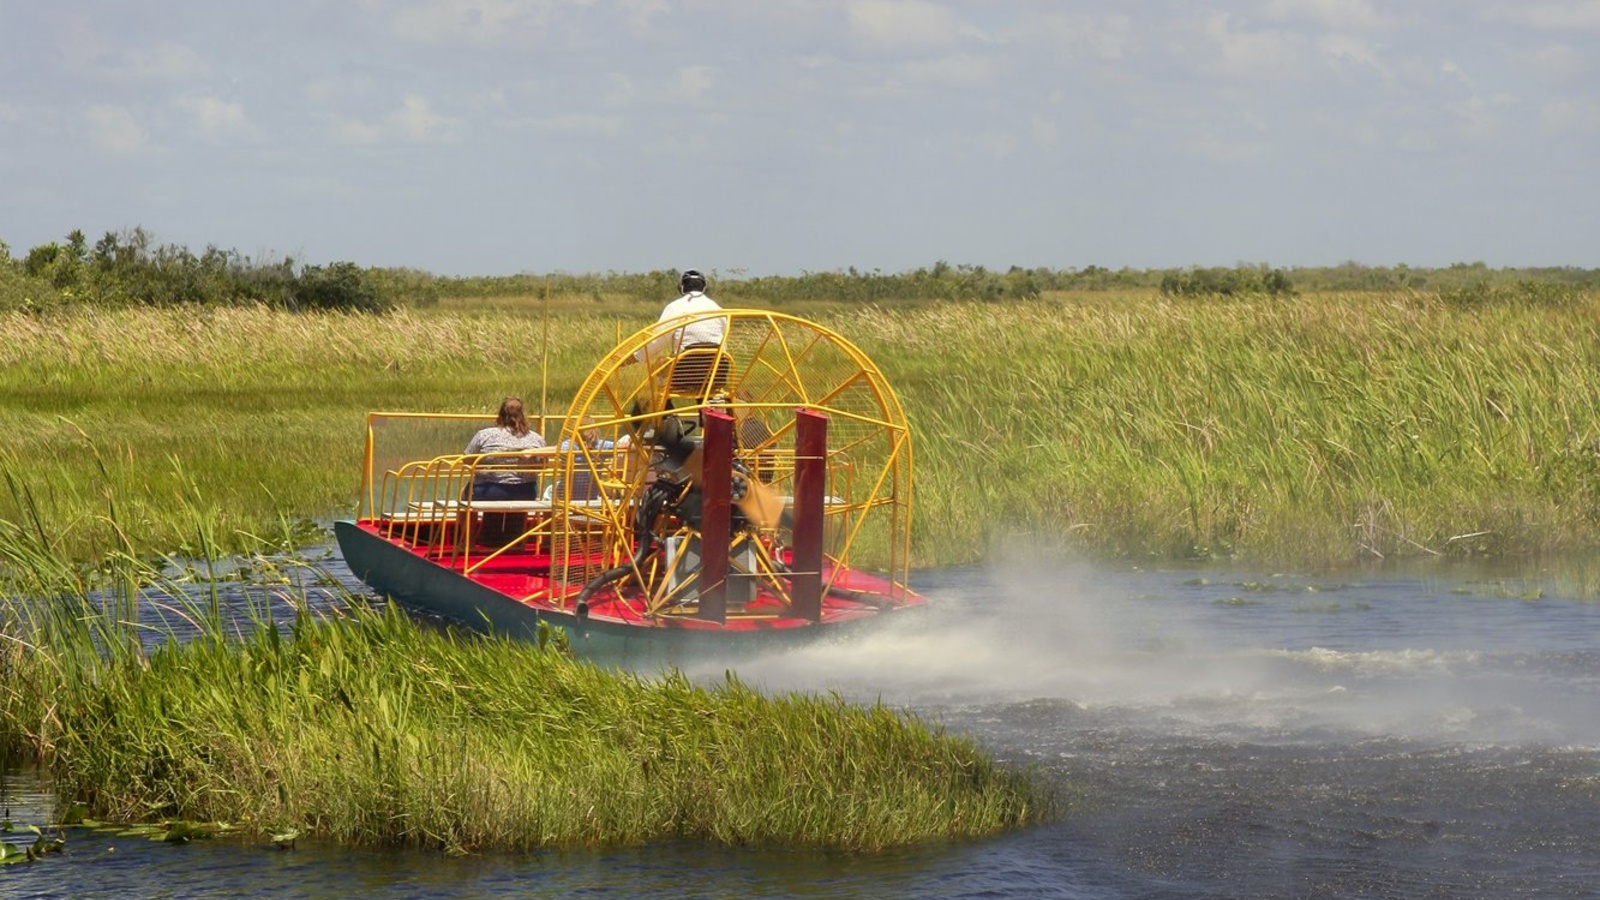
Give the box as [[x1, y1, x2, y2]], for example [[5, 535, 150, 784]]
[[791, 407, 828, 622], [698, 409, 734, 625]]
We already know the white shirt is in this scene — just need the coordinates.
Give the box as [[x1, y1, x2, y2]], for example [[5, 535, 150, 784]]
[[638, 291, 725, 363]]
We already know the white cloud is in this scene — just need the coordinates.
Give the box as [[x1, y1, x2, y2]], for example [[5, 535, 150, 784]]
[[1200, 13, 1306, 75], [1447, 91, 1517, 140], [393, 94, 456, 141], [893, 53, 996, 90], [1396, 129, 1437, 152], [1315, 33, 1390, 78], [1514, 43, 1589, 81], [1026, 12, 1132, 60], [0, 101, 17, 124], [469, 88, 508, 111], [603, 73, 636, 108], [174, 95, 254, 142], [1539, 97, 1599, 135], [305, 77, 373, 107], [847, 0, 979, 53], [1482, 1, 1600, 30], [390, 0, 589, 46], [617, 0, 668, 32], [1263, 0, 1392, 31], [335, 118, 386, 145], [334, 94, 460, 144], [978, 130, 1019, 160], [1188, 133, 1273, 164], [281, 174, 358, 200], [1031, 114, 1058, 148], [393, 0, 521, 43], [1440, 59, 1473, 86], [85, 104, 149, 155], [49, 11, 108, 71], [675, 66, 714, 102], [536, 112, 623, 135], [119, 41, 208, 80]]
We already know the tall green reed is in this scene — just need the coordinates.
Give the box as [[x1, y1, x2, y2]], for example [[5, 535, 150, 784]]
[[10, 293, 1598, 571], [848, 292, 1600, 567], [1, 483, 1050, 851]]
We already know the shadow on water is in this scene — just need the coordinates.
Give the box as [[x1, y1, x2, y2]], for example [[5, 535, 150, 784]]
[[7, 546, 1600, 898]]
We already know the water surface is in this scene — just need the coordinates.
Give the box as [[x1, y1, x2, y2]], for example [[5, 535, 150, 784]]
[[6, 556, 1599, 898]]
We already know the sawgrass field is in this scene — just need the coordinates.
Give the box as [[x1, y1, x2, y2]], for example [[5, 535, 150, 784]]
[[3, 288, 1598, 572]]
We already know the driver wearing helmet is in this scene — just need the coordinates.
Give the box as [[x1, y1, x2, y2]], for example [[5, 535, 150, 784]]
[[634, 268, 725, 364]]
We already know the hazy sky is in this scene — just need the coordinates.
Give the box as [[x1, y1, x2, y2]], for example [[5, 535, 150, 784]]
[[2, 1, 1596, 276]]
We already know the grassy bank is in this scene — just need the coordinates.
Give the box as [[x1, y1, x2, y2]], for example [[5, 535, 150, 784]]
[[3, 291, 1600, 570], [0, 537, 1048, 852]]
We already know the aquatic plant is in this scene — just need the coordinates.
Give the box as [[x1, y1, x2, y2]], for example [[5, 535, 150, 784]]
[[0, 520, 1049, 853]]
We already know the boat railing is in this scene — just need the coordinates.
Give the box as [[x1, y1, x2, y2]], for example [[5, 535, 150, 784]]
[[356, 407, 916, 616], [372, 444, 635, 571], [358, 411, 605, 520]]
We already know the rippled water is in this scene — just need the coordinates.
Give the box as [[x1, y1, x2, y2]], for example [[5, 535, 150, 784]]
[[6, 554, 1600, 898]]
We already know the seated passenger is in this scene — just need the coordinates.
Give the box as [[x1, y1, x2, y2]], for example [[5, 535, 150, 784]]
[[561, 417, 615, 453], [546, 418, 623, 502], [464, 396, 545, 500]]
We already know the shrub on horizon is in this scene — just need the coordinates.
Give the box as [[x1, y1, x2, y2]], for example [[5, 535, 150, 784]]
[[1158, 264, 1296, 298], [7, 229, 401, 313]]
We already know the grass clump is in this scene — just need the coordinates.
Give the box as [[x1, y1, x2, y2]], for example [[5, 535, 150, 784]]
[[0, 522, 1048, 853], [60, 617, 1042, 851]]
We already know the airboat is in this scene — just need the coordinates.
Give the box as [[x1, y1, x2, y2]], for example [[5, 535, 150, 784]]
[[334, 309, 926, 657]]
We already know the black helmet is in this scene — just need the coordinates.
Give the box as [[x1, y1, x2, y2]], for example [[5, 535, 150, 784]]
[[679, 269, 707, 293]]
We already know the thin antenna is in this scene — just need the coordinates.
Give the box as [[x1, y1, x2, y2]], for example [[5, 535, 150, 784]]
[[540, 276, 551, 435]]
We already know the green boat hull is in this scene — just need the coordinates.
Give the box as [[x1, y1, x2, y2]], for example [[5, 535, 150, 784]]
[[334, 520, 911, 668]]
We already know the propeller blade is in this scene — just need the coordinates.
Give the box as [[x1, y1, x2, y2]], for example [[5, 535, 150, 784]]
[[678, 441, 787, 531], [735, 473, 787, 531]]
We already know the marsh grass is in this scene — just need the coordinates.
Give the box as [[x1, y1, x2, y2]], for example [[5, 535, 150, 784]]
[[5, 292, 1600, 570], [842, 291, 1600, 567], [0, 305, 628, 561], [0, 517, 1048, 853]]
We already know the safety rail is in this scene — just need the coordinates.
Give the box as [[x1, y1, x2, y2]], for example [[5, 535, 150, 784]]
[[371, 443, 634, 579], [354, 403, 905, 620]]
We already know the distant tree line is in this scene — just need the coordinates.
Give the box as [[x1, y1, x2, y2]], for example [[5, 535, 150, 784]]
[[5, 228, 1599, 313], [0, 228, 435, 313], [430, 260, 1600, 306]]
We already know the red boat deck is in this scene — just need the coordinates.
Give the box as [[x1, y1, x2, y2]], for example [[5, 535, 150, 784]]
[[352, 518, 910, 634]]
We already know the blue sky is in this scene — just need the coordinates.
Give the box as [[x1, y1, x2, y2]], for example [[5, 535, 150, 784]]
[[2, 1, 1596, 276]]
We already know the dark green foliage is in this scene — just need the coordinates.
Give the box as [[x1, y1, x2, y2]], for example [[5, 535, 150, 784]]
[[1287, 261, 1600, 293], [1439, 279, 1585, 308], [363, 267, 440, 307], [2, 228, 396, 313], [290, 262, 386, 312], [1159, 264, 1297, 298]]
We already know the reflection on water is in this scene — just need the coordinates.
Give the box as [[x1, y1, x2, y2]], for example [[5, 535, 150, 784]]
[[6, 552, 1600, 898]]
